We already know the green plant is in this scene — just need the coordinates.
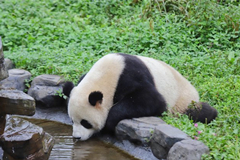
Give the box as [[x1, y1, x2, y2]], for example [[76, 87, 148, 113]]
[[24, 77, 33, 93], [56, 89, 68, 100]]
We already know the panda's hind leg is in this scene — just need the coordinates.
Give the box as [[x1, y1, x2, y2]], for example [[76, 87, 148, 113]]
[[185, 102, 218, 123]]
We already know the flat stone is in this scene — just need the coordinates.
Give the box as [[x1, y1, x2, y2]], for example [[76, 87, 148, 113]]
[[133, 117, 166, 125], [9, 69, 25, 75], [150, 124, 191, 159], [0, 69, 31, 91], [167, 139, 209, 160], [115, 117, 166, 146], [0, 117, 54, 160], [4, 58, 14, 70], [31, 74, 65, 86], [0, 90, 35, 116]]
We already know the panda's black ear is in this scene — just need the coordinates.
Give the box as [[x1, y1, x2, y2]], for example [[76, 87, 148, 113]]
[[63, 81, 75, 97], [88, 91, 103, 106]]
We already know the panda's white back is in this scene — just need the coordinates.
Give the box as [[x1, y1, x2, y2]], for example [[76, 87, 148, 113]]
[[136, 55, 199, 113]]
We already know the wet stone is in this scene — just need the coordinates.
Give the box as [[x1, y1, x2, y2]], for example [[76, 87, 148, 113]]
[[150, 124, 191, 159], [0, 69, 31, 91], [0, 90, 35, 116], [116, 117, 166, 146], [0, 117, 54, 160]]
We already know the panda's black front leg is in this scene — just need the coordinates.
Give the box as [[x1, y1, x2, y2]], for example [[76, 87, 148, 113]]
[[103, 87, 167, 134]]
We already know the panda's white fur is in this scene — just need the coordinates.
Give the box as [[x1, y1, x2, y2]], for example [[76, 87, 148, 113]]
[[68, 54, 125, 140], [137, 56, 199, 113], [64, 53, 217, 140]]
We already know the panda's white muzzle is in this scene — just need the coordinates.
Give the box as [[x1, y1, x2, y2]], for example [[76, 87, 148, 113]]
[[72, 123, 95, 141]]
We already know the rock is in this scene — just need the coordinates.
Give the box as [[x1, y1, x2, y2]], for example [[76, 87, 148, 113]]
[[4, 58, 14, 70], [28, 86, 64, 107], [0, 37, 8, 81], [0, 69, 31, 91], [116, 117, 166, 146], [30, 74, 65, 86], [150, 124, 191, 159], [167, 139, 209, 160], [0, 90, 35, 116], [28, 74, 65, 108], [0, 117, 54, 160], [1, 118, 44, 156]]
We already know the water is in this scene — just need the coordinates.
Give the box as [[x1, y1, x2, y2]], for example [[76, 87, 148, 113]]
[[24, 118, 138, 160]]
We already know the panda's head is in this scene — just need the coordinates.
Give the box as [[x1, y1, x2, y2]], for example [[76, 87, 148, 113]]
[[63, 81, 108, 141]]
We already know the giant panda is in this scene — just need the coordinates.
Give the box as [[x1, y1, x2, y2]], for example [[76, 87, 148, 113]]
[[63, 53, 217, 141]]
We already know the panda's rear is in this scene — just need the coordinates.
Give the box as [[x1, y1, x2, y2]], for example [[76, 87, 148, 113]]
[[137, 56, 200, 113]]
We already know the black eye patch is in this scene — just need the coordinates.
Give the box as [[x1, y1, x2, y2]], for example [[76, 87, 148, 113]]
[[80, 119, 93, 129]]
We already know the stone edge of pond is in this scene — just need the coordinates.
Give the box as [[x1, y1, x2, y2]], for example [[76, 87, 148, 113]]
[[115, 117, 209, 160]]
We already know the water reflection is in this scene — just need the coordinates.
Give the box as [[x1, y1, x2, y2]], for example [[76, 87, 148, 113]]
[[24, 118, 137, 160]]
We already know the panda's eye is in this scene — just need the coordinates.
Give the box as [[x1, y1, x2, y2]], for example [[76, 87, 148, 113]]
[[80, 119, 93, 129]]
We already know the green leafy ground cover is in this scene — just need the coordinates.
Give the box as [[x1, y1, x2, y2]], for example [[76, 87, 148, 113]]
[[1, 0, 239, 159]]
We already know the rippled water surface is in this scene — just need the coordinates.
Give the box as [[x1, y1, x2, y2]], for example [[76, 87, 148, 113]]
[[25, 118, 137, 160]]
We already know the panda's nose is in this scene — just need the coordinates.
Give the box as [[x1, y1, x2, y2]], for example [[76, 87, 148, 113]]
[[73, 136, 81, 140]]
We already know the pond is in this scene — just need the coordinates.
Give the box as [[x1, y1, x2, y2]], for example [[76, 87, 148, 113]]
[[23, 118, 138, 160]]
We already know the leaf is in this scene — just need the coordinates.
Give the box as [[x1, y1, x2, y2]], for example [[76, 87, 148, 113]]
[[228, 52, 235, 63]]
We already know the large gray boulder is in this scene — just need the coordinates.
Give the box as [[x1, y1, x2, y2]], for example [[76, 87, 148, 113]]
[[28, 74, 65, 107], [167, 139, 209, 160], [150, 124, 191, 159], [116, 117, 166, 146], [0, 69, 31, 91]]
